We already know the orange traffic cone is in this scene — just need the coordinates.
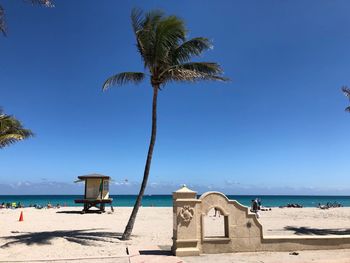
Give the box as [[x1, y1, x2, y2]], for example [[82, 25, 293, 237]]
[[19, 211, 24, 222]]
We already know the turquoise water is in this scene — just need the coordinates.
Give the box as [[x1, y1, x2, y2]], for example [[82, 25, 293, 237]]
[[1, 195, 350, 207]]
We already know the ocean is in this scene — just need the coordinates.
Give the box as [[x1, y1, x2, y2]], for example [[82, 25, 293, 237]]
[[1, 195, 350, 208]]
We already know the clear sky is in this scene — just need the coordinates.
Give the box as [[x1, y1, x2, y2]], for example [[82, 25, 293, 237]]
[[1, 0, 350, 195]]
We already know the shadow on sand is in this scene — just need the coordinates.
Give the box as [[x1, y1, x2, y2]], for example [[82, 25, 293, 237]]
[[56, 210, 107, 214], [285, 226, 350, 235], [0, 229, 123, 248], [56, 210, 84, 214]]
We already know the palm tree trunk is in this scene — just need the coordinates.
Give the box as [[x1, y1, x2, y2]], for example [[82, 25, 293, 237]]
[[121, 84, 159, 240]]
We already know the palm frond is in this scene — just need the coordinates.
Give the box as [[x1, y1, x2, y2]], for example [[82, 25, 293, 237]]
[[102, 72, 145, 91], [132, 9, 164, 69], [161, 62, 229, 83], [165, 68, 228, 82], [153, 15, 186, 67], [131, 8, 163, 34], [0, 110, 33, 149], [0, 134, 32, 148], [342, 86, 350, 98], [131, 8, 144, 35], [25, 0, 55, 7], [0, 5, 7, 36], [180, 62, 224, 75], [172, 37, 212, 64]]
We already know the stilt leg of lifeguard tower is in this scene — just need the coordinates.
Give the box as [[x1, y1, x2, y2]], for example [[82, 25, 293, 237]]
[[82, 203, 88, 213]]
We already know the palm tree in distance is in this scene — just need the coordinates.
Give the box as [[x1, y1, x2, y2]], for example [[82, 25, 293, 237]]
[[103, 8, 228, 240], [342, 86, 350, 112], [0, 0, 54, 36], [0, 109, 33, 148]]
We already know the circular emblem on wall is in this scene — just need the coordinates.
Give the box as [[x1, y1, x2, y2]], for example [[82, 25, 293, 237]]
[[180, 205, 194, 222]]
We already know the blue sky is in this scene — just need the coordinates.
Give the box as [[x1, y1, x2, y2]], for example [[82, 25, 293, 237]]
[[1, 0, 350, 194]]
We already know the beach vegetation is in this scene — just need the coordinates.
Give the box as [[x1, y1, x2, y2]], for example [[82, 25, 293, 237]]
[[0, 108, 33, 148], [342, 86, 350, 112], [102, 8, 228, 240]]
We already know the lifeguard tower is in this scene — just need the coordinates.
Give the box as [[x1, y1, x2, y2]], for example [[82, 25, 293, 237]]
[[74, 173, 113, 213]]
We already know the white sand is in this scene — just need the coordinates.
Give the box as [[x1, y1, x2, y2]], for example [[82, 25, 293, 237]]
[[1, 207, 350, 262]]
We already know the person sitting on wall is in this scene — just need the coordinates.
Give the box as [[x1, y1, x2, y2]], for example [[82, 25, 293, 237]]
[[251, 199, 258, 212], [257, 198, 262, 210]]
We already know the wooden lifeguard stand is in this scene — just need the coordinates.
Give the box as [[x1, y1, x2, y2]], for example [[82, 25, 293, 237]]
[[74, 174, 113, 213]]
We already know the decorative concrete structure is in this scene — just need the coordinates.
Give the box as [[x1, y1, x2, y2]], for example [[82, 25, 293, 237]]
[[172, 185, 350, 256]]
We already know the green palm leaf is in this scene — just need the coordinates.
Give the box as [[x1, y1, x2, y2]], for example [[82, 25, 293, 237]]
[[132, 9, 164, 68], [102, 72, 145, 91], [153, 15, 186, 67], [172, 37, 212, 64], [0, 109, 33, 149]]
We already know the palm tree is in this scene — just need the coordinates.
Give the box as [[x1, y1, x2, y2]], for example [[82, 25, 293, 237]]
[[342, 86, 350, 112], [0, 0, 54, 36], [0, 109, 33, 148], [102, 8, 228, 240]]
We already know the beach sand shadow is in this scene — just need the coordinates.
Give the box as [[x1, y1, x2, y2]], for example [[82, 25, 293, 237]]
[[0, 229, 123, 248], [285, 226, 350, 235], [56, 210, 106, 214], [56, 210, 85, 214]]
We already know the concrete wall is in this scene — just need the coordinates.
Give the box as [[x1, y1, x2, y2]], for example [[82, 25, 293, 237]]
[[172, 186, 350, 256]]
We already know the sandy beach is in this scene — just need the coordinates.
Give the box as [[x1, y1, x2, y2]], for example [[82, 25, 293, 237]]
[[1, 206, 350, 262]]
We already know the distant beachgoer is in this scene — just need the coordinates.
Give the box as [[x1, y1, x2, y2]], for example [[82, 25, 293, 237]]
[[251, 199, 258, 212], [257, 198, 261, 210], [47, 202, 52, 209]]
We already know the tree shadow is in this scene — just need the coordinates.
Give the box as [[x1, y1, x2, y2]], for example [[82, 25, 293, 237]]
[[0, 229, 123, 248], [285, 226, 350, 235]]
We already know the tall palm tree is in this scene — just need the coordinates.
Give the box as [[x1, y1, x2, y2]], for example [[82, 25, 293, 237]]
[[342, 86, 350, 112], [0, 109, 33, 148], [103, 8, 228, 240], [0, 0, 54, 36]]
